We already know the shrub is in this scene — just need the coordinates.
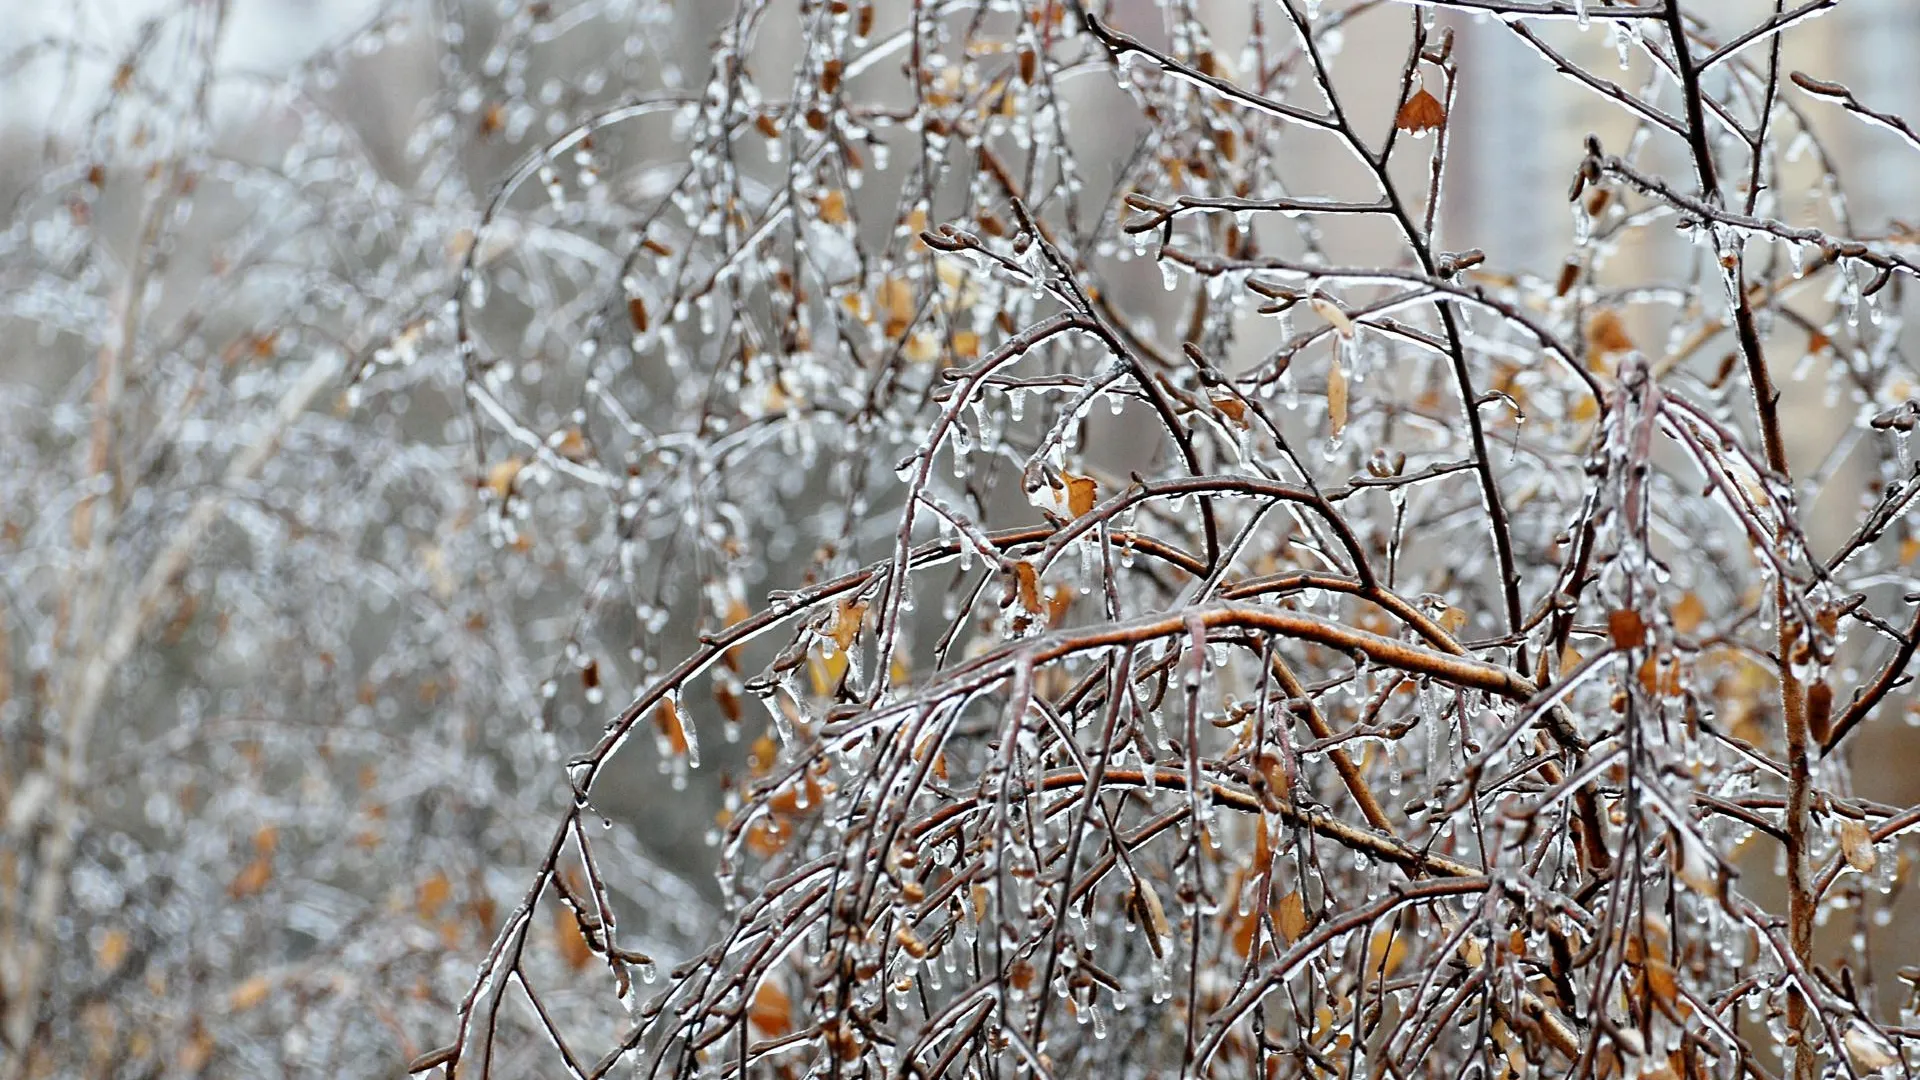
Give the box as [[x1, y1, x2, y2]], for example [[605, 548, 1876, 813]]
[[5, 2, 1918, 1078]]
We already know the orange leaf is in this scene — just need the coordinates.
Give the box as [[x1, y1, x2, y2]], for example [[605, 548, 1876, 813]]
[[1209, 391, 1248, 426], [1275, 890, 1308, 944], [484, 456, 524, 501], [418, 871, 452, 919], [1368, 929, 1409, 977], [746, 816, 794, 857], [818, 189, 849, 225], [828, 599, 866, 651], [749, 982, 793, 1037], [749, 735, 778, 777], [1229, 909, 1259, 958], [1065, 473, 1098, 518], [876, 277, 916, 337], [1012, 560, 1042, 614], [177, 1027, 215, 1074], [230, 974, 272, 1012], [1670, 592, 1707, 634], [554, 427, 590, 462], [95, 929, 129, 975], [229, 856, 272, 899], [1608, 609, 1647, 649], [1327, 359, 1349, 438], [554, 903, 592, 970], [1395, 87, 1446, 133], [1586, 309, 1634, 357]]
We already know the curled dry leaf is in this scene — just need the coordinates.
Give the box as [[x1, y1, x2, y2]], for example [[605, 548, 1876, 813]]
[[1132, 877, 1172, 957], [1208, 390, 1247, 426], [1843, 1023, 1900, 1072], [1307, 295, 1354, 338], [1326, 358, 1349, 438], [1807, 679, 1835, 747], [1012, 559, 1042, 614], [1837, 818, 1876, 873], [654, 698, 690, 755]]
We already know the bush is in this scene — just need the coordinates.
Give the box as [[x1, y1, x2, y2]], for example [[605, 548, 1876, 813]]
[[3, 2, 1917, 1078]]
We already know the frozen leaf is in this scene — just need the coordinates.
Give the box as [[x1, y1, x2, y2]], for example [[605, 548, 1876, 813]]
[[1607, 609, 1646, 649], [1275, 890, 1308, 944], [749, 982, 793, 1037], [1012, 560, 1042, 614], [1843, 1024, 1899, 1071], [1838, 818, 1876, 873], [817, 189, 849, 225], [1229, 908, 1258, 957], [1327, 359, 1349, 438], [1395, 88, 1446, 134], [1644, 957, 1684, 1017], [1808, 679, 1834, 746], [655, 699, 690, 756], [1308, 295, 1354, 338], [178, 1029, 214, 1074], [1209, 391, 1247, 426], [1066, 473, 1098, 518], [1367, 929, 1408, 977], [1033, 472, 1099, 519], [554, 902, 593, 971], [1132, 878, 1172, 956], [828, 599, 865, 652]]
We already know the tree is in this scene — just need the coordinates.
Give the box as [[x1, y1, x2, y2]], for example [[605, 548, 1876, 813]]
[[0, 4, 712, 1075], [3, 1, 1917, 1079]]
